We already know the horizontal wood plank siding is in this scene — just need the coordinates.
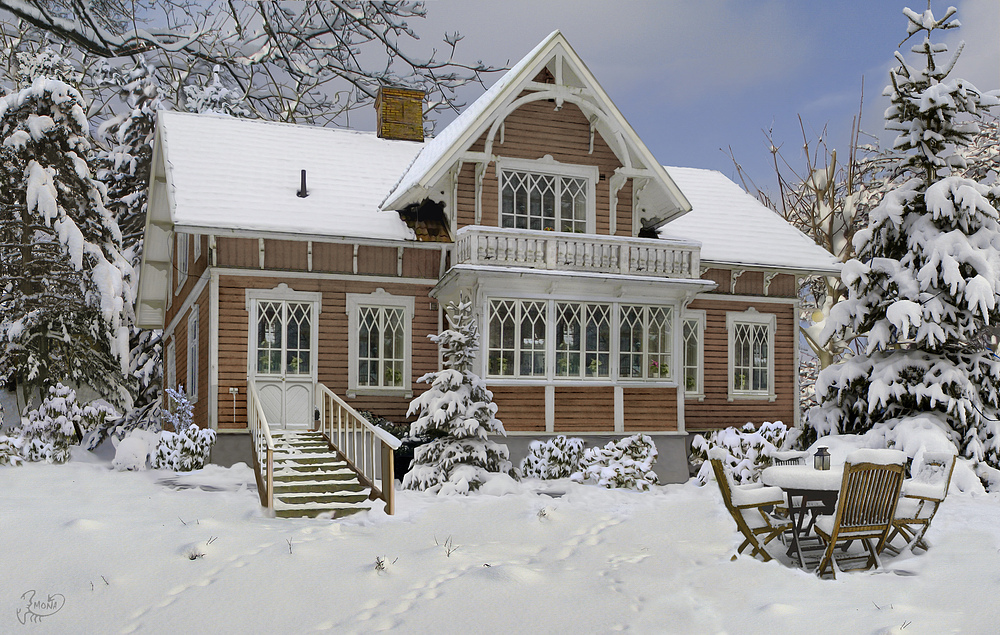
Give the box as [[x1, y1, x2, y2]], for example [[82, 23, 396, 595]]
[[554, 386, 614, 432], [263, 239, 308, 271], [489, 386, 545, 432], [458, 99, 624, 235], [684, 298, 796, 432], [622, 387, 678, 432], [216, 275, 437, 428], [616, 179, 633, 237]]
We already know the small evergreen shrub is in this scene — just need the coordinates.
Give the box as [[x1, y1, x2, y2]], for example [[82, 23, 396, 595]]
[[0, 434, 22, 466], [571, 434, 659, 491], [152, 424, 216, 471], [520, 435, 586, 479], [13, 383, 82, 463], [151, 386, 216, 471], [690, 421, 788, 485]]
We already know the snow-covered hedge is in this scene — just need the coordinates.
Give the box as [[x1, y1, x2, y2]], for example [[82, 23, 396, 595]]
[[520, 435, 586, 479], [12, 384, 84, 463], [570, 434, 659, 491], [691, 421, 789, 485], [0, 434, 22, 466]]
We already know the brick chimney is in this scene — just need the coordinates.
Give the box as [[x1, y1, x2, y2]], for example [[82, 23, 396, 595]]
[[375, 86, 425, 142]]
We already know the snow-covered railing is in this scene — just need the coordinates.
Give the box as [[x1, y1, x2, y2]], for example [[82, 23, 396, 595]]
[[453, 226, 701, 278], [315, 383, 402, 515], [247, 382, 274, 509]]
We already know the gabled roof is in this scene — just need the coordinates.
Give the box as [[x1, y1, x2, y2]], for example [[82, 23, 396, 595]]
[[659, 167, 840, 274], [382, 30, 691, 226], [156, 110, 422, 240]]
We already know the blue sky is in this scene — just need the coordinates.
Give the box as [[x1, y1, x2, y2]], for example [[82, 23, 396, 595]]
[[418, 0, 999, 194]]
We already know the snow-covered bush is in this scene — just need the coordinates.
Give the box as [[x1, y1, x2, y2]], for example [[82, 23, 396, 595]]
[[0, 434, 22, 466], [520, 435, 586, 479], [112, 429, 160, 471], [12, 383, 83, 463], [162, 386, 194, 433], [402, 296, 514, 494], [151, 424, 216, 472], [691, 421, 789, 485], [571, 434, 659, 491]]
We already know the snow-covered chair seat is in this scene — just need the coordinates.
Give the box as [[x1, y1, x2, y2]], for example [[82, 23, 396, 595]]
[[885, 451, 956, 554], [708, 452, 791, 562], [813, 449, 906, 579]]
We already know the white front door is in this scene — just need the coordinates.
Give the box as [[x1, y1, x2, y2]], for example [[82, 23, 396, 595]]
[[251, 299, 316, 429]]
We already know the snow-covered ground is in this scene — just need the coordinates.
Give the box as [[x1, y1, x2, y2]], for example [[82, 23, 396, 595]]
[[4, 450, 1000, 634]]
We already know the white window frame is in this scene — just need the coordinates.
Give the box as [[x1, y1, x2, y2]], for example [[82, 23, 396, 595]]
[[187, 306, 199, 402], [346, 289, 414, 397], [193, 233, 201, 262], [496, 157, 598, 234], [166, 339, 176, 393], [618, 304, 674, 382], [176, 232, 188, 293], [683, 310, 706, 400], [726, 308, 776, 401], [486, 298, 549, 378], [484, 297, 678, 384]]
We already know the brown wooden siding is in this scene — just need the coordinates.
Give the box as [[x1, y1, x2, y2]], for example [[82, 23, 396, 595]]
[[165, 233, 208, 328], [356, 245, 397, 276], [489, 386, 545, 432], [768, 273, 797, 297], [458, 99, 626, 235], [401, 247, 442, 279], [263, 239, 308, 271], [684, 298, 796, 432], [217, 236, 258, 269], [217, 275, 437, 429], [734, 271, 764, 296], [623, 387, 678, 432], [615, 179, 633, 237], [554, 386, 614, 432], [702, 268, 730, 294], [311, 242, 354, 273], [193, 286, 209, 428]]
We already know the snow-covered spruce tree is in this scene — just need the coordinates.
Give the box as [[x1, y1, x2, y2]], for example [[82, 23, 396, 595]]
[[182, 65, 252, 117], [402, 296, 514, 494], [95, 58, 165, 431], [810, 6, 1000, 466], [0, 50, 134, 409]]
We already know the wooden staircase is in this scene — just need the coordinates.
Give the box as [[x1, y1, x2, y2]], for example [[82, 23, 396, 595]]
[[270, 430, 371, 518]]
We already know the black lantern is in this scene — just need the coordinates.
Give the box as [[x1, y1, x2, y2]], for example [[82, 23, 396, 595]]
[[814, 446, 831, 470]]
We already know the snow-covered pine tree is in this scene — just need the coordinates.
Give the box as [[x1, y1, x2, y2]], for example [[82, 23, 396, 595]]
[[810, 6, 1000, 466], [95, 58, 165, 431], [0, 48, 134, 408], [402, 295, 514, 494]]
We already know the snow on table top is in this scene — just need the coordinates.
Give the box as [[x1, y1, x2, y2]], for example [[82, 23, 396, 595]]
[[846, 448, 907, 466], [659, 166, 841, 273], [760, 465, 844, 491], [158, 111, 424, 241]]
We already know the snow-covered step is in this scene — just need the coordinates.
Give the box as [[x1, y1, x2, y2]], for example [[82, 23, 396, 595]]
[[266, 429, 371, 519]]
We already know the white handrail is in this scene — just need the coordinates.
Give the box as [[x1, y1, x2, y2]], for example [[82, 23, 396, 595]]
[[315, 383, 401, 514], [453, 225, 701, 278], [247, 382, 274, 509]]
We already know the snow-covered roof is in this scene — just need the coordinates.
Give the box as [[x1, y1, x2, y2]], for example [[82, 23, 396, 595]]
[[659, 167, 841, 274], [158, 110, 423, 240]]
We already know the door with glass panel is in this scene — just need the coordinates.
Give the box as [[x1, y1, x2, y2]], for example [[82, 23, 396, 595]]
[[251, 300, 316, 429]]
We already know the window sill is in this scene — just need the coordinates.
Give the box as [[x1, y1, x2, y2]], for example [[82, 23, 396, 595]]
[[727, 393, 776, 402], [684, 393, 705, 402], [347, 388, 412, 399]]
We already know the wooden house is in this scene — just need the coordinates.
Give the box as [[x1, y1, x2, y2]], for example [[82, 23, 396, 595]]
[[135, 31, 838, 488]]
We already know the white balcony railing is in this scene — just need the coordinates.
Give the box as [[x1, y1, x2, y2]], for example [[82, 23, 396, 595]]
[[453, 226, 700, 278]]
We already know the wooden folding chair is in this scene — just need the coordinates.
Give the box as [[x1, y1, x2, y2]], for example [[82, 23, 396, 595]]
[[710, 457, 792, 562], [813, 450, 906, 579], [885, 452, 956, 554]]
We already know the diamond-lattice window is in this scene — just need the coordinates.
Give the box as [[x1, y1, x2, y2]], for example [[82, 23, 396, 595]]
[[501, 170, 589, 232]]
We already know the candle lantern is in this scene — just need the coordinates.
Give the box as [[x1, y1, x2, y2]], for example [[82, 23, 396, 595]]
[[814, 446, 831, 471]]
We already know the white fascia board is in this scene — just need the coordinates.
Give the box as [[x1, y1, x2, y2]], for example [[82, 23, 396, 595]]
[[167, 223, 420, 247], [701, 259, 842, 277], [134, 127, 174, 328]]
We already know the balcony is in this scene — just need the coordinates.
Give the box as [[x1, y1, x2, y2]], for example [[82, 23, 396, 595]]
[[453, 226, 701, 279]]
